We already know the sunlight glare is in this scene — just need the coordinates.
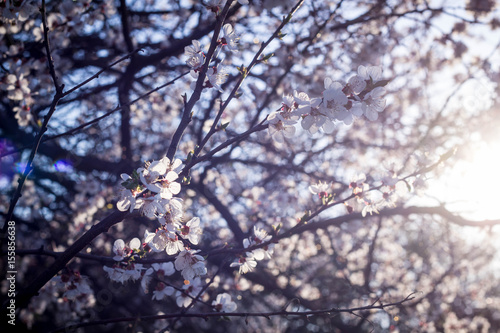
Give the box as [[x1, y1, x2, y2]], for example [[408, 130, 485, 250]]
[[434, 140, 500, 221]]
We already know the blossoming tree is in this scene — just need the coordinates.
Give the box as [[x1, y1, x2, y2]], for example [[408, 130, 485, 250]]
[[1, 0, 500, 332]]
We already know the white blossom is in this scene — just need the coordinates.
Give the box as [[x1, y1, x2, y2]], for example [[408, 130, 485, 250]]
[[352, 87, 386, 121], [152, 282, 175, 301], [116, 188, 137, 212], [268, 112, 296, 143], [309, 181, 330, 197], [357, 65, 383, 83], [112, 239, 127, 261], [185, 40, 205, 70], [230, 252, 258, 274], [175, 249, 207, 281], [212, 293, 237, 313], [179, 217, 203, 245], [176, 277, 203, 308], [207, 65, 229, 92], [221, 24, 239, 52]]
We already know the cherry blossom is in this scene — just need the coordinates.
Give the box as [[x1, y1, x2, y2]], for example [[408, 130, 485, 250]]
[[185, 40, 205, 70], [112, 239, 127, 261], [221, 24, 239, 52], [230, 252, 258, 274], [144, 228, 184, 255], [116, 187, 137, 213], [151, 262, 176, 278], [124, 263, 145, 281], [357, 65, 383, 83], [149, 170, 181, 200], [361, 201, 381, 217], [112, 238, 141, 261], [141, 268, 153, 294], [296, 92, 332, 134], [136, 195, 164, 219], [301, 104, 334, 134], [103, 266, 129, 284], [138, 158, 181, 195], [157, 197, 183, 230], [152, 282, 175, 301], [322, 78, 350, 123], [267, 112, 296, 143], [212, 293, 237, 313], [179, 217, 203, 245], [5, 73, 31, 101], [206, 65, 229, 92], [52, 271, 93, 301], [309, 181, 330, 198], [13, 105, 33, 127], [205, 0, 224, 13], [293, 90, 317, 115], [352, 87, 387, 121], [103, 263, 144, 284], [350, 173, 369, 203], [176, 277, 203, 308], [346, 73, 367, 95], [0, 0, 38, 23], [243, 227, 274, 261], [174, 249, 208, 281]]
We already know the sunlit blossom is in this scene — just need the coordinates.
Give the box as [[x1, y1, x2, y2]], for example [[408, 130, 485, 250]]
[[230, 252, 258, 274], [179, 217, 203, 245], [221, 24, 239, 52], [212, 293, 237, 313], [175, 249, 207, 280]]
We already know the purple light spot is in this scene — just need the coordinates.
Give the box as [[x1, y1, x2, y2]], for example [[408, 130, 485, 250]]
[[54, 160, 73, 173], [14, 162, 28, 174]]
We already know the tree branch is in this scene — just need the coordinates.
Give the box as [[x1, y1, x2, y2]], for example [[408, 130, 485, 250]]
[[51, 293, 417, 332]]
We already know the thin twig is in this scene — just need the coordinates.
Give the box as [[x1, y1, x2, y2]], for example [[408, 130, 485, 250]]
[[166, 0, 236, 160], [50, 293, 418, 332], [2, 0, 64, 235], [193, 0, 306, 162], [0, 72, 188, 158], [62, 48, 143, 98]]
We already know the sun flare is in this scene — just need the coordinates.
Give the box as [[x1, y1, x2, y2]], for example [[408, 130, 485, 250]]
[[434, 140, 500, 221]]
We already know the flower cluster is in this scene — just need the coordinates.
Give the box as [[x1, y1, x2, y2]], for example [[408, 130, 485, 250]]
[[109, 157, 207, 304], [142, 263, 176, 300], [230, 227, 274, 274], [184, 22, 240, 93], [176, 277, 203, 308], [20, 270, 95, 329], [1, 1, 119, 128], [52, 270, 93, 301], [310, 171, 406, 217], [117, 157, 182, 214], [360, 168, 407, 217], [103, 262, 145, 285], [268, 65, 388, 141], [1, 69, 35, 126], [0, 0, 38, 24], [103, 238, 146, 284]]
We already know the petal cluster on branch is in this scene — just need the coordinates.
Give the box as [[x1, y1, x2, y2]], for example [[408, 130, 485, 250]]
[[268, 65, 389, 141]]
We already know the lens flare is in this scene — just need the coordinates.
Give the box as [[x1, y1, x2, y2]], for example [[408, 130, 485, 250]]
[[53, 159, 74, 173], [14, 161, 28, 174], [0, 139, 18, 184]]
